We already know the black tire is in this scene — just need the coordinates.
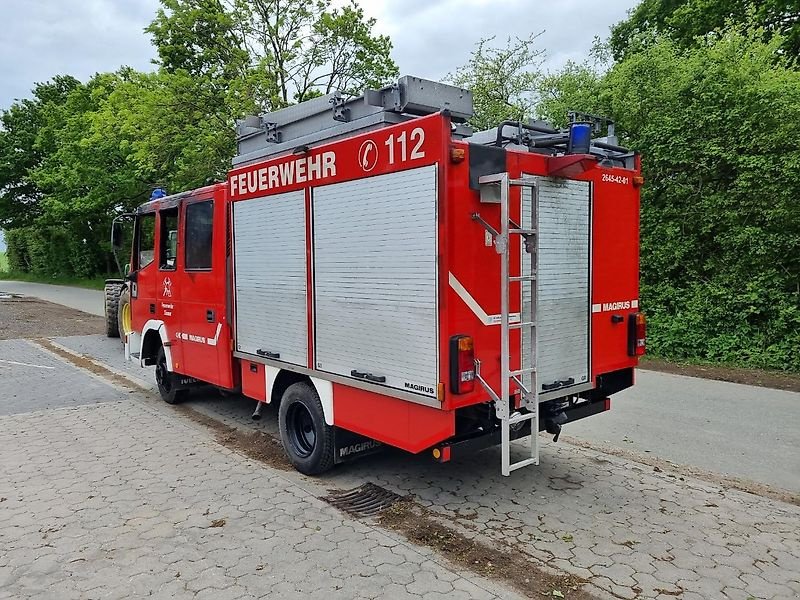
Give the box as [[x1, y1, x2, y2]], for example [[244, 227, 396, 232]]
[[155, 346, 189, 405], [116, 287, 131, 344], [278, 382, 335, 475], [103, 281, 123, 338]]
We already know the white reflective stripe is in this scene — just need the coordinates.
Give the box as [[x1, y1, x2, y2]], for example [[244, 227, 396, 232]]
[[591, 303, 602, 313], [206, 323, 223, 346], [631, 299, 639, 309], [449, 273, 491, 325], [449, 273, 520, 326]]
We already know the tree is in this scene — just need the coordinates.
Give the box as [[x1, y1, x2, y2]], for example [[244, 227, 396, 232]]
[[597, 27, 800, 369], [146, 0, 249, 81], [536, 62, 604, 128], [0, 76, 80, 229], [609, 0, 800, 61], [448, 34, 544, 131], [148, 0, 398, 111]]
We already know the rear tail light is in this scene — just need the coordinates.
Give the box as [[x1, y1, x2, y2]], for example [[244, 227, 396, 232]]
[[628, 312, 646, 356], [450, 335, 475, 394]]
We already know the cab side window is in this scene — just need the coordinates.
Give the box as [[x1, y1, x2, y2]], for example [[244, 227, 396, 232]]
[[136, 213, 156, 269], [159, 208, 179, 270], [185, 200, 214, 270]]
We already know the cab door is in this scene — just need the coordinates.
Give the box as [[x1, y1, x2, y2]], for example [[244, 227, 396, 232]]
[[177, 196, 228, 386], [156, 204, 181, 350], [130, 211, 158, 336]]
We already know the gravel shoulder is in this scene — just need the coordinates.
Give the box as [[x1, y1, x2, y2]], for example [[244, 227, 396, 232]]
[[0, 295, 105, 340]]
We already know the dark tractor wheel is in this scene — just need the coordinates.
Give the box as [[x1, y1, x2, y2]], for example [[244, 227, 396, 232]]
[[116, 287, 131, 345], [103, 281, 124, 338], [278, 382, 335, 475], [155, 346, 189, 405]]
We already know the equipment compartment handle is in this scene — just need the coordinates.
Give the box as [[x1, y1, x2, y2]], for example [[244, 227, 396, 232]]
[[350, 370, 386, 384], [256, 349, 280, 360]]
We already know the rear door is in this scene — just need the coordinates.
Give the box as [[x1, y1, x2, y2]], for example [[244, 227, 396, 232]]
[[522, 177, 591, 397]]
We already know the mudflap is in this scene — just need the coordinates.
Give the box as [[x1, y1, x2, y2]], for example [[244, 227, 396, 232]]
[[333, 427, 383, 464]]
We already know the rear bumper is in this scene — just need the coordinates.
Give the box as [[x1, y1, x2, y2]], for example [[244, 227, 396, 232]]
[[430, 397, 610, 463]]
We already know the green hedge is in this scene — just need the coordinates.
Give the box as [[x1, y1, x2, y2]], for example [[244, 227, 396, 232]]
[[5, 224, 109, 278]]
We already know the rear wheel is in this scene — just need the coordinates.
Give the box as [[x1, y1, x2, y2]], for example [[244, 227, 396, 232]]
[[155, 346, 189, 405], [278, 382, 335, 475], [103, 281, 123, 338]]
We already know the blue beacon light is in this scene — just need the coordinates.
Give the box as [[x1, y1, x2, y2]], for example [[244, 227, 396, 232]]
[[568, 122, 592, 154]]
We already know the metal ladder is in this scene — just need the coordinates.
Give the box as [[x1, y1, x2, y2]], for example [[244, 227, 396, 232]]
[[474, 173, 540, 476]]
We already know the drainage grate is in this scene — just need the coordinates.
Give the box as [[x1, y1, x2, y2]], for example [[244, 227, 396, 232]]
[[323, 483, 403, 518]]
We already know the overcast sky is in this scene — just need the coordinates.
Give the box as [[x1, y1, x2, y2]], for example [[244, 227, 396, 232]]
[[0, 0, 638, 110]]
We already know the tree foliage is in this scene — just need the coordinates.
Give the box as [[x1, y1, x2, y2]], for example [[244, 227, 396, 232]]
[[0, 76, 80, 229], [448, 34, 544, 131], [609, 0, 800, 61], [536, 25, 800, 370], [0, 0, 397, 281]]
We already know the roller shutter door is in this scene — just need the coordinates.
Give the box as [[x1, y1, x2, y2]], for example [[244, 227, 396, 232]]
[[522, 177, 591, 395], [233, 190, 308, 366], [313, 165, 438, 398]]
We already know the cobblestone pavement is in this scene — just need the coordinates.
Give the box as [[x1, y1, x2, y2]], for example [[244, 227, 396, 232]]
[[0, 339, 525, 600], [53, 335, 800, 600]]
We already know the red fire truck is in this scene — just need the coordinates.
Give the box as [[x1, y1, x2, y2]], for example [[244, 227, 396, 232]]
[[108, 76, 645, 476]]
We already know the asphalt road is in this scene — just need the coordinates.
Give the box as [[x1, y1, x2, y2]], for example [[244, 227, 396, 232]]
[[3, 280, 799, 492], [0, 281, 105, 316]]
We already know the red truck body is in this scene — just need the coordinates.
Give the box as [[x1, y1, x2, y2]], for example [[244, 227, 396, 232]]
[[121, 87, 643, 475]]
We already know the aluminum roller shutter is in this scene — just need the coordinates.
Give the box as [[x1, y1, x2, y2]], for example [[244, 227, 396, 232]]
[[522, 177, 591, 395], [313, 165, 438, 398], [233, 190, 308, 366]]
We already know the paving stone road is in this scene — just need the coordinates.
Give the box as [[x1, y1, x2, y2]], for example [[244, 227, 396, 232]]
[[51, 334, 800, 600], [0, 339, 524, 600]]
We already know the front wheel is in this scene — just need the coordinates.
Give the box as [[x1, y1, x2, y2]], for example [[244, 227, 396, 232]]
[[103, 281, 123, 338], [278, 382, 335, 475], [155, 346, 188, 405], [116, 287, 131, 345]]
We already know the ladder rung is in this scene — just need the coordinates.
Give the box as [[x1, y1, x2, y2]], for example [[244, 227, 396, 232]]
[[509, 321, 535, 329], [508, 457, 539, 472], [507, 412, 536, 425], [510, 367, 537, 376], [509, 275, 536, 282]]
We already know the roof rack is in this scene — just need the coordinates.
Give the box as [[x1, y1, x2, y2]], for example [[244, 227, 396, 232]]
[[470, 117, 635, 169], [233, 76, 474, 167]]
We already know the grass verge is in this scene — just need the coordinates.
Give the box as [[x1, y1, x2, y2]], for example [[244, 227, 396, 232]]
[[0, 270, 108, 290]]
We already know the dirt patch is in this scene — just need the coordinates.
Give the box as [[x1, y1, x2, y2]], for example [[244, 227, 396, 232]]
[[377, 499, 594, 599], [174, 405, 294, 471], [640, 357, 800, 393], [36, 338, 137, 390], [0, 297, 104, 340], [562, 435, 800, 507]]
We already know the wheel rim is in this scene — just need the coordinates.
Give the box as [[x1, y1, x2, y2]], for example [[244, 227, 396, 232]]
[[156, 357, 171, 393], [286, 402, 316, 458], [121, 303, 132, 335]]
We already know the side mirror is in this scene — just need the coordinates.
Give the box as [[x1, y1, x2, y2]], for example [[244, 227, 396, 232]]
[[111, 221, 123, 249]]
